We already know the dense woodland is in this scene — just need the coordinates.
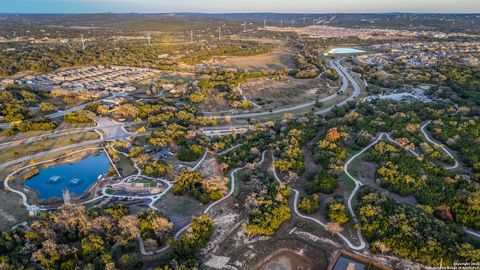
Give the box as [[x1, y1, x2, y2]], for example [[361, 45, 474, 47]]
[[357, 187, 480, 266], [0, 40, 274, 77], [0, 205, 175, 269]]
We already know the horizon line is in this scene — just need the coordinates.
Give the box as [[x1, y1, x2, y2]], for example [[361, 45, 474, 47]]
[[1, 11, 480, 15]]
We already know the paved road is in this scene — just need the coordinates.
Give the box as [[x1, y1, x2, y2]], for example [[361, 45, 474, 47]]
[[237, 83, 262, 109], [0, 131, 149, 170], [420, 121, 459, 170], [45, 95, 114, 119], [314, 59, 361, 115], [0, 117, 142, 151], [344, 131, 479, 241]]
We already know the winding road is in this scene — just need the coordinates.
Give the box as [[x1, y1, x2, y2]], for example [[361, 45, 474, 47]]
[[344, 130, 480, 240], [271, 152, 366, 250], [420, 121, 459, 170]]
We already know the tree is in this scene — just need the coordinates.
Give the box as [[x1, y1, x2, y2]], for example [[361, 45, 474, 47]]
[[306, 172, 338, 194], [325, 222, 343, 235], [119, 253, 143, 270], [298, 194, 320, 214], [325, 200, 350, 225], [173, 169, 204, 196], [64, 110, 95, 124], [81, 234, 105, 262], [170, 215, 214, 267], [119, 215, 141, 240], [117, 104, 139, 118], [39, 102, 57, 113]]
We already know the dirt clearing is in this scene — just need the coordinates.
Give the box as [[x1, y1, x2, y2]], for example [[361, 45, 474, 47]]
[[213, 47, 296, 71]]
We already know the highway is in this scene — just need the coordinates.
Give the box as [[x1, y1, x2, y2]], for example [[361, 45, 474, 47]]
[[314, 59, 361, 115]]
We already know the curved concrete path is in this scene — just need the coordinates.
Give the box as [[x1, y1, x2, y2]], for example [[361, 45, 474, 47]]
[[420, 121, 459, 170], [271, 153, 366, 250]]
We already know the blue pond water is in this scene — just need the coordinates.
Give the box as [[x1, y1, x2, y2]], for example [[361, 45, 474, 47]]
[[329, 48, 365, 54], [25, 153, 111, 200]]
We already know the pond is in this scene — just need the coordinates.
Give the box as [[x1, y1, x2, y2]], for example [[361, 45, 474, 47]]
[[328, 48, 366, 54], [25, 153, 111, 200]]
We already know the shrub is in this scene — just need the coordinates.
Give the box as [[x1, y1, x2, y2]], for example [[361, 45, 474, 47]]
[[298, 194, 320, 214]]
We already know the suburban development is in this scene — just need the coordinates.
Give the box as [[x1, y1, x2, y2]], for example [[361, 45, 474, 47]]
[[0, 5, 479, 270]]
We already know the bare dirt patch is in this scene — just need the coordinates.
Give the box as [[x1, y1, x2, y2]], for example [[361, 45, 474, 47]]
[[241, 76, 333, 110], [256, 248, 314, 270], [213, 47, 295, 71], [154, 192, 205, 230]]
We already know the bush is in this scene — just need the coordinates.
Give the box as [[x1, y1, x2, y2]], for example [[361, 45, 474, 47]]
[[5, 117, 57, 135], [325, 200, 350, 225], [177, 146, 201, 162], [119, 253, 142, 270], [39, 102, 57, 113], [64, 110, 96, 124], [298, 194, 320, 214], [306, 171, 339, 194]]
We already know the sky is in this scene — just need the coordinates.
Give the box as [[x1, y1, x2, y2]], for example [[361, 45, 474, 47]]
[[2, 0, 480, 14]]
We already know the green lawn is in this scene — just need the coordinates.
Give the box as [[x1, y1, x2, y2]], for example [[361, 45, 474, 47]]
[[132, 178, 158, 187]]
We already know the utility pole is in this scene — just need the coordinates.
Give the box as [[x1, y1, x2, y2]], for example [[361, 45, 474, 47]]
[[190, 30, 193, 43], [263, 19, 266, 28], [280, 19, 283, 28], [81, 34, 85, 51], [291, 19, 294, 27], [147, 33, 151, 46], [218, 27, 221, 40]]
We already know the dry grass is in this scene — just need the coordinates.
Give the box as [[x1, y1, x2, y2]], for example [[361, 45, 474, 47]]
[[212, 46, 296, 71], [241, 76, 334, 110], [0, 132, 100, 163]]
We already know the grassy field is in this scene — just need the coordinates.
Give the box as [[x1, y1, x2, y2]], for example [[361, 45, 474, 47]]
[[132, 178, 157, 187], [0, 131, 100, 163], [0, 121, 96, 143], [116, 153, 137, 177], [212, 46, 295, 71], [241, 76, 335, 110]]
